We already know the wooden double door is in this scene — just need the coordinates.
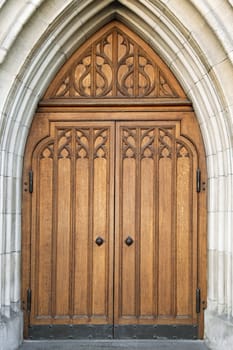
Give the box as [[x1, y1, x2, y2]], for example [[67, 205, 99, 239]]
[[22, 111, 206, 339]]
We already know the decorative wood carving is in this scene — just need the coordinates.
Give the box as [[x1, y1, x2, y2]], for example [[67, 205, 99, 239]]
[[177, 141, 190, 158], [141, 128, 155, 159], [122, 128, 137, 159], [39, 127, 109, 160], [58, 129, 72, 159], [121, 126, 191, 160], [94, 129, 108, 159], [76, 129, 89, 159], [44, 22, 185, 100], [159, 128, 173, 159], [40, 144, 54, 159]]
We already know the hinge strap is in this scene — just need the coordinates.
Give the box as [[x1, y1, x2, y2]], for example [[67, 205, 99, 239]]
[[196, 168, 201, 193], [27, 288, 32, 312], [29, 170, 33, 193], [196, 288, 201, 313]]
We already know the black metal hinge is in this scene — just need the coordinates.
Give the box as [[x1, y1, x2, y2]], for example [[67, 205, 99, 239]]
[[29, 170, 33, 193], [196, 288, 201, 313], [27, 288, 32, 312], [196, 169, 201, 193]]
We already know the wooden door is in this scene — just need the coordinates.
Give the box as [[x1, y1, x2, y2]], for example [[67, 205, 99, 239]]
[[22, 21, 207, 340], [22, 112, 206, 340], [23, 118, 115, 339], [114, 121, 200, 339]]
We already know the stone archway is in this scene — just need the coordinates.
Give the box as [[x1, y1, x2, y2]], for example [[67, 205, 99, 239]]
[[21, 21, 207, 340], [0, 1, 233, 350]]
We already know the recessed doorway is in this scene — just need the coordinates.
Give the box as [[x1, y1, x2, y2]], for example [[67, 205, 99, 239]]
[[21, 21, 207, 340]]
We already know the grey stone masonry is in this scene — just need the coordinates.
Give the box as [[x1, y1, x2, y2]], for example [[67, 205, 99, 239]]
[[1, 1, 233, 350], [18, 340, 210, 350]]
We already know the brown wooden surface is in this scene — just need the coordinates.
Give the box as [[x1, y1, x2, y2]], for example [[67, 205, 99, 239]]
[[24, 121, 115, 327], [114, 121, 199, 326], [22, 112, 206, 336], [21, 21, 207, 339], [43, 22, 185, 101]]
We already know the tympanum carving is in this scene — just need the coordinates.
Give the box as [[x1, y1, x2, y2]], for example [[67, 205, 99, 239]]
[[52, 27, 178, 99]]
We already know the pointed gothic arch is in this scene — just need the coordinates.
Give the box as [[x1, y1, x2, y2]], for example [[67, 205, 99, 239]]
[[22, 21, 207, 340], [42, 22, 186, 101]]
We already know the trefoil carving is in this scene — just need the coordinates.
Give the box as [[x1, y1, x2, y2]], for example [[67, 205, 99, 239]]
[[176, 142, 190, 158], [76, 129, 89, 159], [140, 128, 155, 159], [40, 143, 54, 159], [52, 26, 178, 99], [94, 129, 108, 159], [122, 128, 137, 159], [57, 129, 72, 159], [159, 129, 173, 159]]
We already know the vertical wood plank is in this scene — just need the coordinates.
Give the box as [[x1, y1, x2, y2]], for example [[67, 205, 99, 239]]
[[140, 158, 154, 316], [73, 124, 114, 324], [37, 156, 53, 317], [92, 157, 107, 316], [74, 157, 89, 316], [158, 157, 173, 317], [55, 158, 71, 317], [176, 156, 191, 317], [121, 157, 136, 317]]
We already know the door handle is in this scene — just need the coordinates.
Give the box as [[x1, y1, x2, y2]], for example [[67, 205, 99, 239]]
[[95, 236, 104, 246], [125, 236, 134, 246]]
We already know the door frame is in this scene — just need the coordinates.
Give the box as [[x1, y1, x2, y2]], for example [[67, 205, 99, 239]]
[[21, 103, 207, 339]]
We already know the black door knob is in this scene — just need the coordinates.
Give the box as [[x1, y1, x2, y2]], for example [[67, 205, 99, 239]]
[[95, 236, 104, 246], [125, 236, 134, 246]]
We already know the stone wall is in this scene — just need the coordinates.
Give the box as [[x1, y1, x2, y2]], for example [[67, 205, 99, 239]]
[[0, 1, 233, 349]]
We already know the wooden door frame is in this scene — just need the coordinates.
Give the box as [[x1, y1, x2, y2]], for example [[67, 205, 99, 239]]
[[21, 102, 207, 339]]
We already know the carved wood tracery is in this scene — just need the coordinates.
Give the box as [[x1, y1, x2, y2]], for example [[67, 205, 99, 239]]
[[44, 22, 186, 101], [121, 126, 191, 160]]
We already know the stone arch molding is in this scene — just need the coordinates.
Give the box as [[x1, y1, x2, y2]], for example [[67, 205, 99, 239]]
[[0, 1, 233, 350]]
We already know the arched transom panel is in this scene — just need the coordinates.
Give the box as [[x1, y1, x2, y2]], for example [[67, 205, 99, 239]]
[[43, 21, 186, 101]]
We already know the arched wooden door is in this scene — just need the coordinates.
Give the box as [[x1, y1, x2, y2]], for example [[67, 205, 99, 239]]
[[22, 22, 207, 340]]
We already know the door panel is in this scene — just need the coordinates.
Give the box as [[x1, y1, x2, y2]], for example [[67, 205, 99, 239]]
[[30, 122, 115, 329], [115, 122, 198, 331], [36, 148, 53, 318], [22, 113, 205, 340], [158, 151, 173, 317]]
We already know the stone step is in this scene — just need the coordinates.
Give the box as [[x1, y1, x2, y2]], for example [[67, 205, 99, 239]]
[[18, 340, 210, 350]]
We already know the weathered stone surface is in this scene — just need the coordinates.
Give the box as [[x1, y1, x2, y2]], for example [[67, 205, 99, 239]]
[[205, 310, 233, 350], [18, 340, 210, 350], [0, 2, 233, 350], [0, 310, 23, 350]]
